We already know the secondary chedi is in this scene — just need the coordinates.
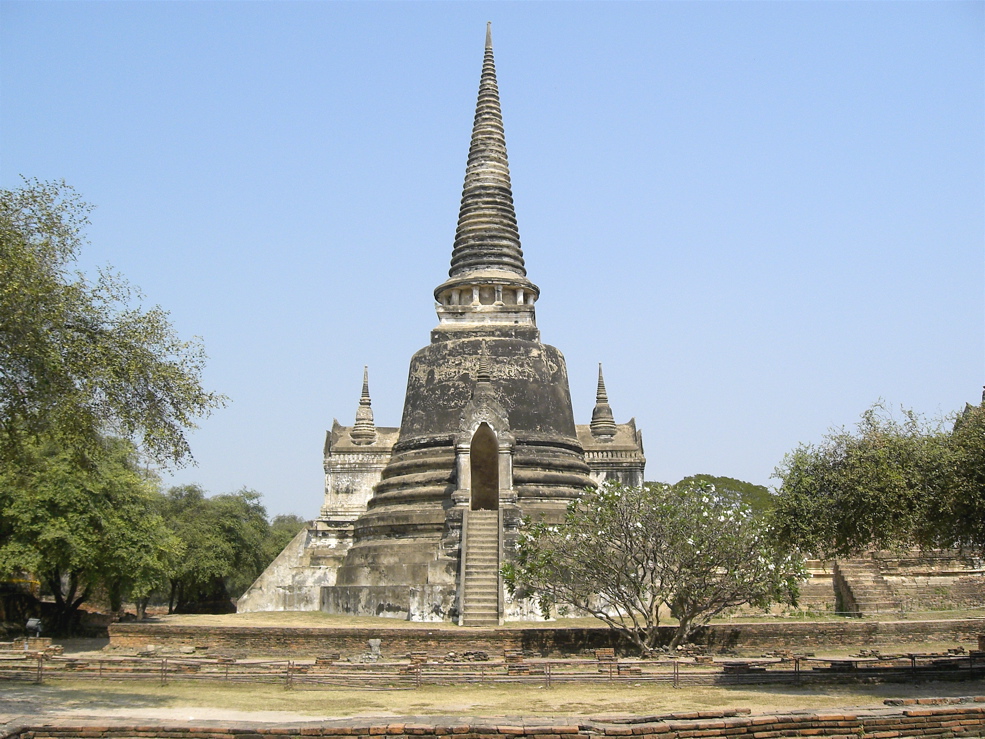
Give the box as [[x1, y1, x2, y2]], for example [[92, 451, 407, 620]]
[[239, 25, 645, 624]]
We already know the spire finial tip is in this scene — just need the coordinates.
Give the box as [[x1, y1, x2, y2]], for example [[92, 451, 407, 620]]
[[485, 22, 492, 49]]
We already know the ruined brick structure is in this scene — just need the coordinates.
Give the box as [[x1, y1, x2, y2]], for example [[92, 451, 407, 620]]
[[238, 25, 645, 622]]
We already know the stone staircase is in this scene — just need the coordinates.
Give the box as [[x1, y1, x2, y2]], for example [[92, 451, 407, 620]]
[[834, 559, 901, 616], [460, 510, 500, 627]]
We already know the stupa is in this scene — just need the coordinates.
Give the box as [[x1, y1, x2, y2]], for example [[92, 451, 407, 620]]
[[239, 25, 645, 623]]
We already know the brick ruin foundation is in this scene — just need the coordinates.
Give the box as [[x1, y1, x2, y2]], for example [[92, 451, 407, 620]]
[[108, 619, 985, 659], [4, 702, 985, 739]]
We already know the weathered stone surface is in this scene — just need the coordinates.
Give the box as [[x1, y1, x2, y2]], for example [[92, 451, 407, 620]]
[[237, 409, 399, 613]]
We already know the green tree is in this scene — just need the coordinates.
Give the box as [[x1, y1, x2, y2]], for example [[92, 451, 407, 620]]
[[0, 436, 179, 632], [0, 178, 225, 467], [101, 482, 184, 620], [673, 474, 774, 515], [940, 397, 985, 553], [771, 402, 965, 557], [772, 404, 954, 557], [504, 481, 804, 654], [161, 486, 270, 613], [264, 513, 307, 563]]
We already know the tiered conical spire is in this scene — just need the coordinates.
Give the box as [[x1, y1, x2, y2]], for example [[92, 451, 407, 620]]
[[349, 366, 377, 445], [448, 22, 526, 278], [590, 364, 617, 440], [433, 24, 539, 330]]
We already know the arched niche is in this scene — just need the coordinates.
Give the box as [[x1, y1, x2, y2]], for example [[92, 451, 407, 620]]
[[470, 422, 499, 511]]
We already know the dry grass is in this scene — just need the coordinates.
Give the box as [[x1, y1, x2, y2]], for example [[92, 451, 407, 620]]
[[23, 677, 985, 719]]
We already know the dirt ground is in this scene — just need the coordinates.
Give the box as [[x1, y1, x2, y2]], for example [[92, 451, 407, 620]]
[[2, 618, 982, 728], [3, 677, 984, 725]]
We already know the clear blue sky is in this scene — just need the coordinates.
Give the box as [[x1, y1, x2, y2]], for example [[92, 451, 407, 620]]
[[2, 2, 982, 517]]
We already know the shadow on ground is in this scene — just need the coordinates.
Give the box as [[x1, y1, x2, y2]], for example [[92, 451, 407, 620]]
[[59, 637, 110, 654], [1, 682, 175, 718]]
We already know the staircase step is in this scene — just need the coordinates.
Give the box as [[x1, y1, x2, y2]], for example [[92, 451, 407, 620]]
[[462, 512, 501, 626], [835, 559, 901, 616]]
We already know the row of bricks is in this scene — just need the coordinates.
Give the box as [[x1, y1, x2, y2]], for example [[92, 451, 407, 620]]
[[12, 729, 984, 739], [10, 729, 984, 739]]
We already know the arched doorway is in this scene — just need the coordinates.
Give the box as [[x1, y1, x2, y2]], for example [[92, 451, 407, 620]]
[[470, 423, 499, 511]]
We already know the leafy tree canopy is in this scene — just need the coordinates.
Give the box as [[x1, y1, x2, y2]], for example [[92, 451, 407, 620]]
[[160, 485, 272, 613], [264, 513, 308, 563], [504, 481, 804, 654], [0, 435, 180, 631], [944, 397, 985, 552], [673, 474, 774, 515], [771, 396, 985, 557], [0, 178, 225, 467]]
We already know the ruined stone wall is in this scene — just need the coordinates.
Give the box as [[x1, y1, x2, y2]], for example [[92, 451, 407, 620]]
[[876, 552, 985, 611], [788, 556, 984, 616]]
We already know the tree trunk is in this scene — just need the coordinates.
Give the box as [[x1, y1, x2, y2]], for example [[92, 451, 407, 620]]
[[669, 617, 693, 651], [44, 569, 90, 636], [168, 580, 179, 614], [107, 579, 123, 615]]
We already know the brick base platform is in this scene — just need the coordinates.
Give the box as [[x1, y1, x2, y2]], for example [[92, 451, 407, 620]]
[[107, 619, 985, 658]]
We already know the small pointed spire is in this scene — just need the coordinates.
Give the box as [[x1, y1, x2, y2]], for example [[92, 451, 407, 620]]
[[590, 363, 617, 440], [469, 353, 496, 404], [350, 366, 377, 445], [476, 353, 492, 384], [596, 364, 610, 404], [485, 20, 492, 49]]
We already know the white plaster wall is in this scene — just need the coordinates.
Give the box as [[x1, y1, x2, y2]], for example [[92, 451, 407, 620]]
[[238, 526, 334, 612]]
